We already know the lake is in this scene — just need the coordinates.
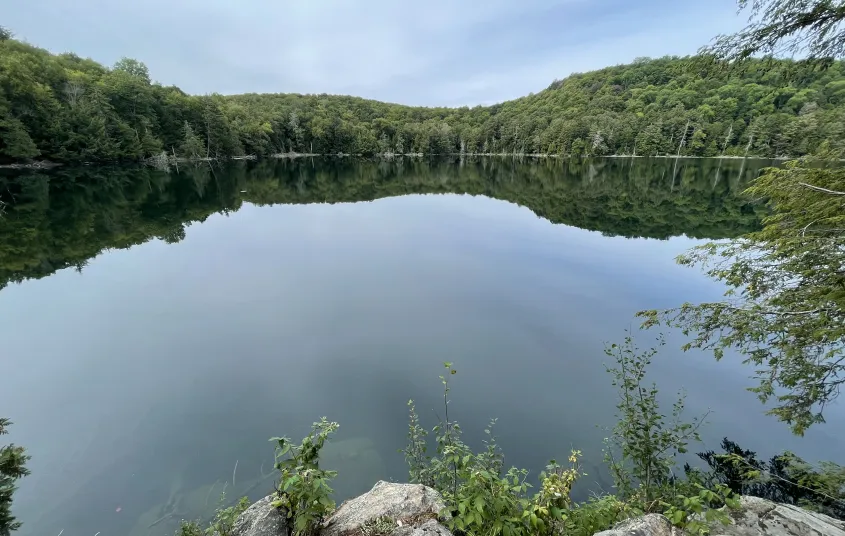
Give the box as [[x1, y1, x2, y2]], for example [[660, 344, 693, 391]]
[[1, 157, 843, 536]]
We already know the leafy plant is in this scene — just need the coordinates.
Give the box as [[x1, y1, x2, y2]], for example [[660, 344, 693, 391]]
[[360, 515, 397, 536], [640, 152, 845, 435], [602, 334, 742, 533], [0, 418, 29, 536], [603, 333, 707, 508], [694, 437, 845, 520], [405, 363, 584, 536], [175, 520, 203, 536], [661, 483, 739, 535], [562, 495, 641, 536], [449, 465, 529, 536], [514, 452, 585, 536], [270, 418, 339, 536], [206, 494, 250, 536], [525, 452, 584, 534], [402, 400, 432, 487], [173, 494, 250, 536]]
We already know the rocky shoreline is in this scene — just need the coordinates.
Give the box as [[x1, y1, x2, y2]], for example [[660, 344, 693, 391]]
[[230, 482, 845, 536]]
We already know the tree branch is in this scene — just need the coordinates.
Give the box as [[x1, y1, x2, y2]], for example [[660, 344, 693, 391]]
[[798, 182, 845, 196]]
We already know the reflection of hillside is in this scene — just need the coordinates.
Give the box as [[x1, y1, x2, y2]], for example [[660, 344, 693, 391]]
[[0, 157, 767, 290]]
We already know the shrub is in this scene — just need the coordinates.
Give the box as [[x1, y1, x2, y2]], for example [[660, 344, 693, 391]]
[[562, 495, 641, 536], [206, 494, 250, 536], [0, 418, 29, 536], [602, 334, 739, 534], [405, 363, 583, 536], [694, 437, 845, 520], [270, 418, 339, 536], [175, 520, 203, 536], [174, 494, 250, 536], [603, 334, 707, 507]]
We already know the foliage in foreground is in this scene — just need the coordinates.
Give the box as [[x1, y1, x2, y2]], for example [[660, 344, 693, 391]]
[[176, 494, 250, 536], [404, 363, 586, 536], [171, 341, 843, 536], [691, 437, 845, 520], [403, 354, 740, 536], [0, 418, 30, 536], [705, 0, 845, 64], [603, 334, 707, 507], [642, 0, 845, 436], [270, 418, 339, 536], [640, 147, 845, 435]]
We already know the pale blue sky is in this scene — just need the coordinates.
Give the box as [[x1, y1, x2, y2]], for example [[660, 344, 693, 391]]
[[2, 0, 745, 105]]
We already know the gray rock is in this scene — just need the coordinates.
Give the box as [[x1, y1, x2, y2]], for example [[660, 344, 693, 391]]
[[712, 496, 845, 536], [593, 496, 845, 536], [322, 481, 449, 536], [392, 519, 453, 536], [230, 495, 289, 536], [593, 513, 686, 536]]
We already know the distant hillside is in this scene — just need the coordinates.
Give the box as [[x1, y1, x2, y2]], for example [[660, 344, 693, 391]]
[[1, 32, 844, 163]]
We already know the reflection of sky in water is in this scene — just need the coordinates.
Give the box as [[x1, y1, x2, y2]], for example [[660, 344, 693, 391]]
[[1, 193, 843, 536]]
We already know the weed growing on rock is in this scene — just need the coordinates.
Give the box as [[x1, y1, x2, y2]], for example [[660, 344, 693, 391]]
[[360, 515, 397, 536], [270, 417, 339, 536]]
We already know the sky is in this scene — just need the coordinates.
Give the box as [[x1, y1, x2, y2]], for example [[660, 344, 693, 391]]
[[2, 0, 746, 106]]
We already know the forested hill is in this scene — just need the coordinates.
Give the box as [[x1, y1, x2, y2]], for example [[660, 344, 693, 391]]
[[1, 30, 844, 164]]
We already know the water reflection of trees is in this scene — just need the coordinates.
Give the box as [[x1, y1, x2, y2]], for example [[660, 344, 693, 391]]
[[0, 157, 768, 290]]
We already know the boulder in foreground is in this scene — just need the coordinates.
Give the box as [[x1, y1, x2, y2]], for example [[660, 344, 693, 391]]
[[231, 481, 450, 536], [713, 496, 845, 536], [593, 513, 684, 536]]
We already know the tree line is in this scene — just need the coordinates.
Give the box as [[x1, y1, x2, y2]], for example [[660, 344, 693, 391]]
[[1, 28, 845, 164]]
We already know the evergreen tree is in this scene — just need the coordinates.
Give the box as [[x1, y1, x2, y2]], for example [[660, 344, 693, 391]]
[[645, 0, 845, 435], [0, 418, 29, 536], [179, 121, 205, 158]]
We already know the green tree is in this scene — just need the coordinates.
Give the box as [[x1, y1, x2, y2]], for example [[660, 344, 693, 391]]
[[706, 0, 845, 63], [641, 153, 845, 434], [642, 0, 845, 436], [113, 57, 151, 84], [0, 419, 30, 536], [603, 335, 707, 506], [2, 31, 845, 164], [0, 110, 39, 160], [180, 121, 206, 158], [635, 123, 665, 156]]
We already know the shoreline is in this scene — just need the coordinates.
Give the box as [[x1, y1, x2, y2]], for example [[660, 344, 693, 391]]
[[0, 153, 794, 171], [0, 160, 63, 170]]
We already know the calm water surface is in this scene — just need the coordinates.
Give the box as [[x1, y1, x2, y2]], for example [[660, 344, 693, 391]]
[[1, 158, 843, 536]]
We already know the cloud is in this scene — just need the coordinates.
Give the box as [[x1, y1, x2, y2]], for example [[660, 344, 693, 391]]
[[2, 0, 742, 105]]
